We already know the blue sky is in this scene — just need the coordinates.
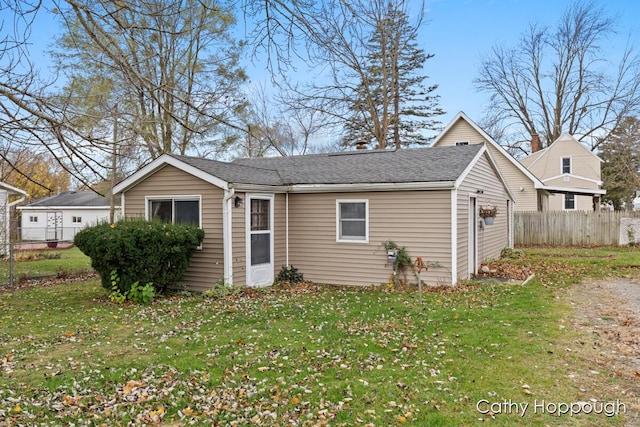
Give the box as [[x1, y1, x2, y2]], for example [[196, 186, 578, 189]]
[[421, 0, 640, 125], [20, 0, 640, 129]]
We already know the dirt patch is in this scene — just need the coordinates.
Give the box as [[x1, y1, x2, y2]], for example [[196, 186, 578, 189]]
[[565, 278, 640, 426]]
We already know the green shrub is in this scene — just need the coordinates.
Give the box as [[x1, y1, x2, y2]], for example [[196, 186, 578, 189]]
[[74, 219, 205, 295], [275, 265, 304, 284], [108, 270, 155, 304]]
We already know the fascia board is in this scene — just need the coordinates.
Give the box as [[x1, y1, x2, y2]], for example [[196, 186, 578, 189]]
[[542, 185, 606, 195]]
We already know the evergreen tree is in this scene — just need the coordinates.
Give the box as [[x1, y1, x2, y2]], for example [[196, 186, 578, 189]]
[[343, 1, 443, 149], [600, 116, 640, 210]]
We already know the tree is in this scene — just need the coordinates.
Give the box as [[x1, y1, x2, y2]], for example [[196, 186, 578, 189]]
[[600, 116, 640, 210], [0, 148, 71, 201], [475, 0, 640, 154], [344, 1, 443, 149], [53, 0, 248, 160], [243, 0, 443, 150], [237, 83, 333, 158], [0, 1, 110, 190]]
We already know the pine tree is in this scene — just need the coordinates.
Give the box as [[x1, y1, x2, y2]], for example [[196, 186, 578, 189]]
[[343, 1, 443, 149], [600, 116, 640, 210]]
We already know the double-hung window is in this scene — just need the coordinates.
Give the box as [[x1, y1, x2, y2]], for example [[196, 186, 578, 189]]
[[337, 200, 368, 243], [561, 157, 571, 174], [564, 193, 576, 210], [148, 197, 201, 226]]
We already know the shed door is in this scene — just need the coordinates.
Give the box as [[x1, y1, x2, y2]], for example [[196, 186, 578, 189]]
[[246, 195, 274, 287], [469, 197, 478, 276], [46, 211, 63, 241]]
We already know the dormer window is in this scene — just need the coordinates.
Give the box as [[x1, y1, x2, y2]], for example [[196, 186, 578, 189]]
[[561, 157, 571, 174]]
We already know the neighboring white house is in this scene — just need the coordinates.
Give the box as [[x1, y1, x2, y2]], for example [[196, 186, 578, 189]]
[[18, 191, 120, 242], [0, 182, 27, 254]]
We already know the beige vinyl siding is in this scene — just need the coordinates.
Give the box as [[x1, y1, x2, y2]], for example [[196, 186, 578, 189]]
[[274, 193, 287, 274], [524, 136, 601, 183], [433, 117, 539, 211], [434, 119, 486, 146], [548, 193, 594, 211], [121, 164, 224, 292], [287, 191, 453, 286], [544, 175, 599, 190], [231, 192, 246, 285], [484, 144, 539, 211], [457, 153, 510, 280]]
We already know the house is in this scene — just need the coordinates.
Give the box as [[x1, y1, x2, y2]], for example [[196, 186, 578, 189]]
[[17, 191, 120, 242], [113, 145, 514, 290], [431, 111, 549, 212], [0, 182, 27, 254], [519, 133, 605, 211]]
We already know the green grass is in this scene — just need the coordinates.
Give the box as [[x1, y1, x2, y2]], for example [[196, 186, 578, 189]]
[[0, 247, 637, 426], [0, 246, 93, 284]]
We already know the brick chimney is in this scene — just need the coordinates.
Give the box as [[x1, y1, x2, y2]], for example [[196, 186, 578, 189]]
[[531, 133, 542, 153]]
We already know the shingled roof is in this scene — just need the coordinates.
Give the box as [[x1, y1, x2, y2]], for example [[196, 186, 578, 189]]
[[169, 144, 483, 187], [21, 191, 110, 208]]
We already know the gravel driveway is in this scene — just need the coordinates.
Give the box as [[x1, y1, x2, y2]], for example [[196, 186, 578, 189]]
[[566, 278, 640, 426]]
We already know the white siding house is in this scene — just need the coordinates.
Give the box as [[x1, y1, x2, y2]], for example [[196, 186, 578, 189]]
[[18, 191, 120, 242]]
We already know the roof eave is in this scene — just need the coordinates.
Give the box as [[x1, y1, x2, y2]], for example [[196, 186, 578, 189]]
[[542, 185, 606, 196]]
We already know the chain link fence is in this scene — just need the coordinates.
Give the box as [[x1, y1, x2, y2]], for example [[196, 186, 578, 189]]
[[0, 222, 81, 287]]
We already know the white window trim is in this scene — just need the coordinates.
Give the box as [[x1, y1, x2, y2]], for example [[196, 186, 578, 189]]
[[561, 156, 572, 174], [145, 195, 203, 227], [336, 199, 369, 243], [563, 193, 577, 211], [72, 216, 82, 224], [29, 215, 38, 223]]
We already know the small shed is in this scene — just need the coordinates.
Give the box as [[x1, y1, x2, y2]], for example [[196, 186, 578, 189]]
[[17, 191, 120, 243]]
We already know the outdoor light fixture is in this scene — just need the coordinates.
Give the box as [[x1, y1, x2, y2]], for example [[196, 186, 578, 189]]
[[234, 196, 243, 208]]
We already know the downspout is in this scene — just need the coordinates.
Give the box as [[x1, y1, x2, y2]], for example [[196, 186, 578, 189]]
[[222, 187, 234, 285], [285, 192, 289, 267]]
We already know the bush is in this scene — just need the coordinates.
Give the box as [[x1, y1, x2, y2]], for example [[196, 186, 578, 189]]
[[74, 219, 205, 294], [275, 265, 304, 284]]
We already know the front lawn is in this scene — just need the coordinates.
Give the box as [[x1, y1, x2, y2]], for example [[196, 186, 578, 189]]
[[0, 247, 636, 426]]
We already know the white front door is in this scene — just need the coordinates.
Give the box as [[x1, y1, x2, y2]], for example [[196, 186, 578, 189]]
[[246, 194, 274, 287]]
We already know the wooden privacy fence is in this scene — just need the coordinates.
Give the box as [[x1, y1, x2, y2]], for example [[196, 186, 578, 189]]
[[514, 211, 640, 247]]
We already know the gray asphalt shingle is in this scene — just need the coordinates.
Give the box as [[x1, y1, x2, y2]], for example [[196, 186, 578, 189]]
[[171, 145, 482, 186], [23, 191, 110, 207]]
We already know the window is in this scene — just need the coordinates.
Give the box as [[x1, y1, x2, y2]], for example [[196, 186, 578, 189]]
[[337, 200, 368, 242], [72, 216, 82, 224], [148, 197, 200, 225], [455, 141, 469, 146], [29, 216, 38, 223], [564, 193, 576, 210], [562, 157, 571, 174]]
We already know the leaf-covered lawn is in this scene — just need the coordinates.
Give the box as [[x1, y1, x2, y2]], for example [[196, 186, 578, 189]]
[[0, 263, 632, 426]]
